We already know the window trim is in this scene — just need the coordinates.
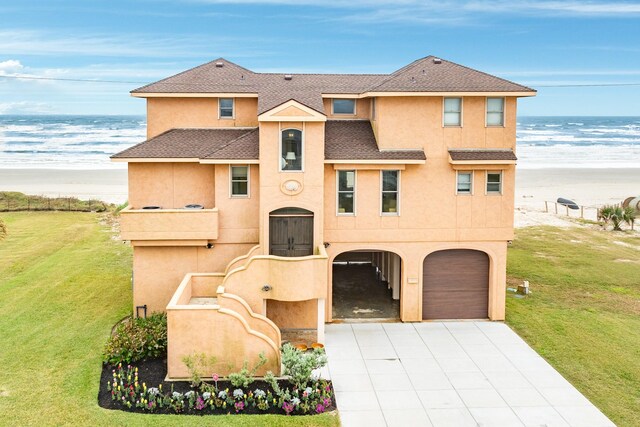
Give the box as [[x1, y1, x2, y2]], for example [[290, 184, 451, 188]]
[[485, 171, 503, 195], [456, 171, 473, 195], [218, 97, 235, 119], [279, 128, 304, 173], [380, 170, 400, 216], [331, 98, 357, 116], [336, 170, 356, 216], [485, 97, 505, 127], [443, 97, 463, 127], [229, 165, 250, 198]]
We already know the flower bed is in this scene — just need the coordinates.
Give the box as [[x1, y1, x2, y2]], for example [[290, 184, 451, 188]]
[[98, 358, 336, 416]]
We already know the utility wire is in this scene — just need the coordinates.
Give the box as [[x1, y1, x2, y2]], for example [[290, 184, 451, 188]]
[[2, 73, 640, 88]]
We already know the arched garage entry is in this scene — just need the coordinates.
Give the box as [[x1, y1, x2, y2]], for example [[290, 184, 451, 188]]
[[422, 249, 489, 320], [332, 250, 401, 320]]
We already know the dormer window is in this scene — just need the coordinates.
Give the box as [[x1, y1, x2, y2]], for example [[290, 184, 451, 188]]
[[219, 98, 234, 119], [332, 99, 356, 115], [281, 129, 302, 171]]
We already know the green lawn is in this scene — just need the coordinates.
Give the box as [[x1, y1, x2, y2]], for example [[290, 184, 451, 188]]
[[506, 225, 640, 427], [0, 212, 339, 427]]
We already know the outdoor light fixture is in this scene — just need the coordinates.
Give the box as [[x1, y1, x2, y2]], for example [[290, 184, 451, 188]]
[[206, 243, 214, 249], [136, 305, 147, 318]]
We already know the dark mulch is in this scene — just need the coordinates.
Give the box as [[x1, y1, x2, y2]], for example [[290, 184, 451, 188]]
[[98, 357, 336, 416]]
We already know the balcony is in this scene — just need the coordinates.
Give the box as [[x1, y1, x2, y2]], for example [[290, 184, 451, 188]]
[[119, 205, 219, 242]]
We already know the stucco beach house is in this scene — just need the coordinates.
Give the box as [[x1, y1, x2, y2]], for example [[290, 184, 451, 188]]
[[112, 56, 535, 378]]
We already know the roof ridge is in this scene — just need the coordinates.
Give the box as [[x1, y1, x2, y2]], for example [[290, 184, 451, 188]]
[[365, 55, 435, 91], [204, 127, 259, 157], [131, 58, 255, 93]]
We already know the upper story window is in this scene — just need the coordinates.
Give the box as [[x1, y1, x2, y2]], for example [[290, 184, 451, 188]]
[[381, 170, 400, 215], [332, 98, 356, 115], [486, 171, 503, 194], [219, 98, 234, 119], [443, 97, 462, 126], [486, 97, 504, 126], [337, 170, 356, 215], [456, 171, 472, 194], [230, 165, 249, 197], [281, 129, 303, 171]]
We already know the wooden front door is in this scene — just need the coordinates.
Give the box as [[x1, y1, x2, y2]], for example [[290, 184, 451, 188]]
[[269, 208, 314, 257], [422, 249, 489, 320]]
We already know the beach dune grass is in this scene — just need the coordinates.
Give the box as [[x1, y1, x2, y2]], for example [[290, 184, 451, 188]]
[[0, 212, 338, 426], [0, 191, 112, 212], [507, 226, 640, 427]]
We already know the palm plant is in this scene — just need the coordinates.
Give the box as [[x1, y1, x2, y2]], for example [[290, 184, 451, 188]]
[[598, 205, 636, 231]]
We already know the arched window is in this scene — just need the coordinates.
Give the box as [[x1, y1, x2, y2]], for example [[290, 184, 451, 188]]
[[281, 129, 302, 171]]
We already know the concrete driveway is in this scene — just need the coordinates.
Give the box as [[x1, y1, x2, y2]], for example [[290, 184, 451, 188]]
[[324, 322, 614, 427]]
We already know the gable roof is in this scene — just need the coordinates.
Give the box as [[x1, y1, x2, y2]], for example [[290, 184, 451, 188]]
[[111, 128, 258, 160], [131, 56, 535, 115], [325, 120, 426, 163]]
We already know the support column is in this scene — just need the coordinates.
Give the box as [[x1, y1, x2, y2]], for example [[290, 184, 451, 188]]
[[317, 298, 325, 343]]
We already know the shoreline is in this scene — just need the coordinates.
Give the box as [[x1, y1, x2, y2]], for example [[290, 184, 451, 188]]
[[0, 168, 128, 204]]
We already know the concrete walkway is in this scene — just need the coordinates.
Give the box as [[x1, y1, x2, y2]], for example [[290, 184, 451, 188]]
[[324, 322, 614, 427]]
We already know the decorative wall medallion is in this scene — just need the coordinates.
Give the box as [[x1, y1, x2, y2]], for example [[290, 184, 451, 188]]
[[281, 179, 303, 195]]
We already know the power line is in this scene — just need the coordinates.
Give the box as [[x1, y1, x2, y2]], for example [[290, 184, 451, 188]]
[[2, 73, 640, 88]]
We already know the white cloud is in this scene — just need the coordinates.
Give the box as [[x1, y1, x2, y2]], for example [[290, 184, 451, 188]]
[[0, 101, 54, 114], [0, 29, 277, 58], [0, 59, 24, 75]]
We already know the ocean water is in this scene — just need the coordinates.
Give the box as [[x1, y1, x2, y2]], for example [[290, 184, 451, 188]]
[[0, 115, 638, 169]]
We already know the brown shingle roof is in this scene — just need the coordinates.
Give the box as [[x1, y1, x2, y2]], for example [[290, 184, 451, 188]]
[[448, 149, 517, 161], [111, 128, 258, 160], [325, 121, 426, 162], [131, 56, 535, 115], [370, 57, 534, 93]]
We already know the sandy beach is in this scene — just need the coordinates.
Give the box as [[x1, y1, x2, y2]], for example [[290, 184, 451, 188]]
[[1, 167, 638, 225], [0, 169, 128, 204]]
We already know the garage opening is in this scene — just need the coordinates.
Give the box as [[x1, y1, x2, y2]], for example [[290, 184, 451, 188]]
[[422, 249, 489, 320], [332, 250, 401, 320]]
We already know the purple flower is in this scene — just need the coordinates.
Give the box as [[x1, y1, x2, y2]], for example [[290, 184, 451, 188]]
[[316, 403, 325, 413]]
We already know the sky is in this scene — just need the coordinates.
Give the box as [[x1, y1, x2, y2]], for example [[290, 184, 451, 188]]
[[0, 0, 639, 116]]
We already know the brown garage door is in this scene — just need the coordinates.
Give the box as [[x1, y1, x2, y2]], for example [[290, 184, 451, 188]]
[[422, 249, 489, 320]]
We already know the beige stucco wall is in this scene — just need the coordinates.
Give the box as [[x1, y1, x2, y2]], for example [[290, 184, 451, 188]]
[[128, 162, 215, 209], [374, 96, 517, 151], [147, 97, 258, 138], [133, 244, 255, 313]]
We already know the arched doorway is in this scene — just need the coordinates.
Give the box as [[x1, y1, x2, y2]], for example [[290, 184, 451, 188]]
[[422, 249, 489, 320], [269, 208, 313, 257], [332, 250, 401, 320]]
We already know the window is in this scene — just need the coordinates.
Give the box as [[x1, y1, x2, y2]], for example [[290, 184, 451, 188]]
[[486, 171, 502, 194], [219, 98, 234, 118], [457, 171, 472, 194], [230, 165, 249, 197], [281, 129, 302, 171], [371, 97, 376, 120], [486, 97, 504, 126], [381, 170, 399, 215], [443, 97, 462, 126], [332, 98, 355, 115], [337, 170, 356, 215]]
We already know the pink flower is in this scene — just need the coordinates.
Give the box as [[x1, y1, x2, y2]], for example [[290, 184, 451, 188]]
[[316, 403, 325, 413], [212, 373, 219, 381]]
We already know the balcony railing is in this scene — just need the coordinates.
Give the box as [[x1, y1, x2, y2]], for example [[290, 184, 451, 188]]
[[119, 205, 219, 241]]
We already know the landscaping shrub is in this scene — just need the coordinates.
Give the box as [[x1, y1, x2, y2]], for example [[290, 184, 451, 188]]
[[104, 313, 167, 365], [107, 363, 334, 415], [280, 343, 328, 389]]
